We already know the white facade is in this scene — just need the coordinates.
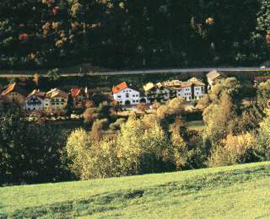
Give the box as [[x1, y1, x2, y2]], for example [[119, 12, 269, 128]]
[[25, 95, 44, 111], [194, 86, 205, 100], [176, 87, 192, 101], [113, 87, 145, 105], [176, 86, 205, 101]]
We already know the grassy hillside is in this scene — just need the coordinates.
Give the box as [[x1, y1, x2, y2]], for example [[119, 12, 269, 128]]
[[1, 162, 270, 218]]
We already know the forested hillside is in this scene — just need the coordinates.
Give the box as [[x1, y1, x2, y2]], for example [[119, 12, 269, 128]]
[[1, 0, 270, 70]]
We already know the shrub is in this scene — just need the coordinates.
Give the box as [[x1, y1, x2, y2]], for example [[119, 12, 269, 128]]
[[207, 133, 256, 167]]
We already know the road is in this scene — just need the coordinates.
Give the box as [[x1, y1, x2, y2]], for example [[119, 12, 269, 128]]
[[0, 67, 268, 78]]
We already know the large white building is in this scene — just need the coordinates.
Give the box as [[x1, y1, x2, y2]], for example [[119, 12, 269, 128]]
[[112, 82, 147, 105]]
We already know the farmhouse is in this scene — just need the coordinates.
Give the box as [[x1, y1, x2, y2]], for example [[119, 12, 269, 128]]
[[70, 87, 87, 108], [144, 82, 176, 103], [112, 82, 147, 105], [1, 83, 27, 107], [206, 70, 226, 90], [188, 77, 206, 100], [25, 89, 46, 111], [44, 88, 68, 114]]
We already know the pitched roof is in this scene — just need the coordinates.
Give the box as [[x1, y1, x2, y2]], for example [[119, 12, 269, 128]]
[[1, 83, 27, 96], [27, 89, 46, 99], [46, 88, 68, 99], [188, 77, 205, 86], [71, 87, 83, 97], [144, 78, 205, 91], [143, 82, 155, 92], [112, 82, 128, 94], [206, 70, 224, 81]]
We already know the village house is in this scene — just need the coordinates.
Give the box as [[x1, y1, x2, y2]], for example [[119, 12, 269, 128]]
[[206, 69, 226, 90], [112, 82, 147, 105], [70, 87, 87, 108], [188, 77, 206, 100], [144, 77, 205, 103], [144, 82, 176, 104], [24, 89, 46, 112], [44, 88, 68, 114], [1, 83, 27, 107]]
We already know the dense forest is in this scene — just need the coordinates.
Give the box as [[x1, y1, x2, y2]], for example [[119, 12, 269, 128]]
[[1, 0, 270, 70]]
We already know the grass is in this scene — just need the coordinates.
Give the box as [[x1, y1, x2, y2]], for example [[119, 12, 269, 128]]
[[1, 162, 270, 218], [187, 120, 205, 131]]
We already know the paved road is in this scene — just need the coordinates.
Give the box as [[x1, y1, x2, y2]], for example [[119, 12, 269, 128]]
[[0, 67, 269, 78]]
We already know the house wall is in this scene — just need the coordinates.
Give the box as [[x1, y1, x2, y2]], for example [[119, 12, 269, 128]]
[[44, 96, 67, 113], [113, 88, 141, 105], [193, 86, 205, 100], [176, 87, 192, 101], [25, 95, 44, 111], [145, 88, 171, 103]]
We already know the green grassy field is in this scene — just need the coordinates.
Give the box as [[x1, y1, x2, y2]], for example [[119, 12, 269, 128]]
[[1, 162, 270, 218]]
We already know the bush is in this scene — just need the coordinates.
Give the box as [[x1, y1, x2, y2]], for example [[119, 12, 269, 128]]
[[207, 133, 256, 167]]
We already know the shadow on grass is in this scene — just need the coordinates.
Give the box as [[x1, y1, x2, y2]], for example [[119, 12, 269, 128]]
[[5, 165, 270, 218]]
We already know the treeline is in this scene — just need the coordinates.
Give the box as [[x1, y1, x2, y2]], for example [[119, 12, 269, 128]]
[[0, 0, 270, 70]]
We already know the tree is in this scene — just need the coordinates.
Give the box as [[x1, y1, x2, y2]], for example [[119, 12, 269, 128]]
[[208, 133, 257, 167], [255, 114, 270, 161], [0, 107, 69, 185], [203, 92, 239, 143], [257, 80, 270, 113]]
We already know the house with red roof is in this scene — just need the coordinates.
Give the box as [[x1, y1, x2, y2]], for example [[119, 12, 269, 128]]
[[70, 87, 86, 108], [112, 82, 144, 105]]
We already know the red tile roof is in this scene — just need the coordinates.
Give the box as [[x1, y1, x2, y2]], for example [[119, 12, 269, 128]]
[[71, 88, 81, 97], [112, 82, 128, 94]]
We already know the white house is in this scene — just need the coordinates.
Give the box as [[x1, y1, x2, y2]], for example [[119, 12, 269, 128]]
[[188, 77, 206, 100], [112, 82, 147, 105], [24, 89, 46, 111]]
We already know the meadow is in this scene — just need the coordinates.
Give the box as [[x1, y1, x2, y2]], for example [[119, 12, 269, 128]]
[[1, 162, 270, 218]]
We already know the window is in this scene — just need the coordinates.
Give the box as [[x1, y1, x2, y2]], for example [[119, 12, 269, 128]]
[[120, 101, 122, 103], [133, 95, 135, 97], [126, 93, 129, 98], [133, 100, 135, 103], [117, 95, 121, 98], [136, 94, 139, 97]]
